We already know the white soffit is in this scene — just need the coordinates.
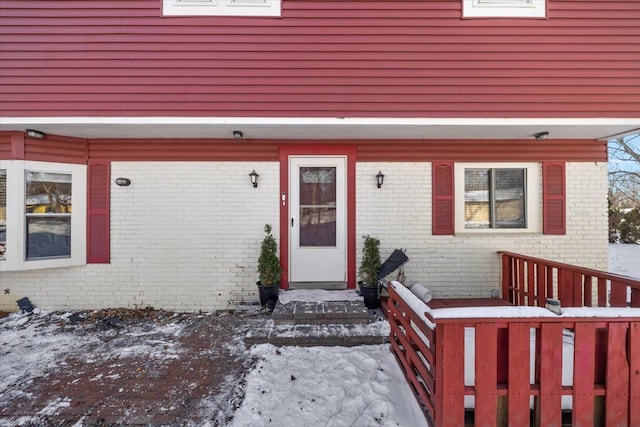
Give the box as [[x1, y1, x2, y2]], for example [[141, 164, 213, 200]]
[[0, 117, 639, 141]]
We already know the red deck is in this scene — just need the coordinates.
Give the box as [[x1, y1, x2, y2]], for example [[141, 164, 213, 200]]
[[386, 252, 640, 427]]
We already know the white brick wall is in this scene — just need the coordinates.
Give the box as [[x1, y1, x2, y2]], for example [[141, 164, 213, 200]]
[[356, 162, 608, 298], [0, 160, 608, 311], [0, 162, 280, 312]]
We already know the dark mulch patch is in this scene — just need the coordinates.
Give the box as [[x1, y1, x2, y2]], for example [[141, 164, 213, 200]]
[[0, 308, 264, 427]]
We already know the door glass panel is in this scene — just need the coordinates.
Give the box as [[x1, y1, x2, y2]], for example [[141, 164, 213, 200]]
[[299, 167, 336, 247]]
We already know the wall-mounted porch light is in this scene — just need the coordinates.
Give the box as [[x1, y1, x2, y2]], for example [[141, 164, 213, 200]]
[[233, 130, 244, 140], [376, 171, 385, 188], [25, 129, 45, 139], [249, 170, 259, 188], [534, 131, 549, 141], [115, 177, 131, 187]]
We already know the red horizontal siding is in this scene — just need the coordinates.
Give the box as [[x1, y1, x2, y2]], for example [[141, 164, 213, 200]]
[[88, 139, 280, 161], [0, 0, 638, 118], [87, 138, 605, 162], [0, 133, 13, 160], [0, 132, 87, 163], [23, 135, 87, 164], [356, 139, 607, 162], [1, 131, 606, 162]]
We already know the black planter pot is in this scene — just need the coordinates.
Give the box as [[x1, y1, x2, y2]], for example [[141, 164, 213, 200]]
[[358, 281, 380, 309], [257, 281, 280, 311]]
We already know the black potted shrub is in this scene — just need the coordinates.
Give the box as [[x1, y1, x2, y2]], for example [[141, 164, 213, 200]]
[[358, 234, 382, 309], [257, 224, 281, 311]]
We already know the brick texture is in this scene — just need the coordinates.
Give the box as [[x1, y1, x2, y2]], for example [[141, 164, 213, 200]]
[[1, 162, 280, 312], [0, 161, 607, 310], [356, 162, 608, 298]]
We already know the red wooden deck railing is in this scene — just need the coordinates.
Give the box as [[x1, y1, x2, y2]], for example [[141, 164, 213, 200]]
[[499, 251, 640, 308], [387, 260, 640, 427]]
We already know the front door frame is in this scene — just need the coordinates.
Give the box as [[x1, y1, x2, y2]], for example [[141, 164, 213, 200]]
[[279, 144, 356, 290]]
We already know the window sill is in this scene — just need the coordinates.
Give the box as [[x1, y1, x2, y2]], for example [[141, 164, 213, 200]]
[[454, 230, 542, 237]]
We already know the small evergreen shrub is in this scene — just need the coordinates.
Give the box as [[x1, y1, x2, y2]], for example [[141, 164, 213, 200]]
[[358, 235, 381, 287], [258, 224, 281, 286]]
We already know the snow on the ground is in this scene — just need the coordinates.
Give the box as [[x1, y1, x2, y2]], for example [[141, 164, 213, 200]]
[[0, 310, 100, 404], [229, 344, 427, 427], [1, 244, 637, 426], [0, 310, 189, 424], [609, 242, 640, 279]]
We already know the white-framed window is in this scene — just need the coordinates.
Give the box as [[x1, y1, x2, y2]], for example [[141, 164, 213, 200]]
[[462, 0, 547, 18], [0, 160, 86, 271], [162, 0, 281, 17], [454, 162, 541, 233]]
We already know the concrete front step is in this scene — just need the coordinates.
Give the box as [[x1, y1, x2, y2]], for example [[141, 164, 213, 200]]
[[244, 317, 390, 347], [243, 291, 390, 347], [271, 300, 371, 326]]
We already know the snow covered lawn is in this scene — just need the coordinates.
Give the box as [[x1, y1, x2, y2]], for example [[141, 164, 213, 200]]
[[230, 345, 426, 427], [609, 243, 640, 279], [0, 244, 637, 426]]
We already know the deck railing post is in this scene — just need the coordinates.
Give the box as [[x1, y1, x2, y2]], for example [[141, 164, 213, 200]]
[[536, 262, 546, 307], [536, 323, 563, 427], [501, 254, 512, 303], [436, 322, 465, 427], [517, 258, 526, 305], [475, 323, 498, 426]]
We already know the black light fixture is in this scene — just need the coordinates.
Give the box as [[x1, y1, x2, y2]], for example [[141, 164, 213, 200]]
[[249, 170, 259, 188], [25, 129, 45, 139], [534, 131, 549, 141], [115, 177, 131, 187], [376, 171, 385, 188], [233, 130, 244, 140]]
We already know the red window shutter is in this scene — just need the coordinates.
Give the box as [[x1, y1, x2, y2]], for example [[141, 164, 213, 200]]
[[432, 162, 455, 235], [87, 161, 110, 263], [543, 162, 566, 235]]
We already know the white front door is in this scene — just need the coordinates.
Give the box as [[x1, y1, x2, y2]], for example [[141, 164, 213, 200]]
[[289, 156, 347, 284]]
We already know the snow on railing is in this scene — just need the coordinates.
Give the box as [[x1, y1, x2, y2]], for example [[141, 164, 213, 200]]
[[387, 281, 640, 427], [499, 251, 640, 308], [386, 281, 437, 426]]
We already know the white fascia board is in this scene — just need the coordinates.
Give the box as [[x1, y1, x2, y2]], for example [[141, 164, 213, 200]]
[[1, 117, 639, 141]]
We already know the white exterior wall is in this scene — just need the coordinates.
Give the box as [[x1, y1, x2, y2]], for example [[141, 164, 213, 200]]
[[0, 160, 608, 311], [356, 162, 608, 298], [0, 162, 280, 312]]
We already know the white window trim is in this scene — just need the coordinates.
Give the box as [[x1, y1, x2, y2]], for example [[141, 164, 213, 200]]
[[0, 160, 86, 272], [162, 0, 281, 17], [454, 162, 541, 234], [462, 0, 547, 18]]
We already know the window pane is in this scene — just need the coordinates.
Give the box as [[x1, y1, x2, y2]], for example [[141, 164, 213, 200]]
[[464, 168, 491, 229], [0, 169, 5, 260], [495, 169, 526, 228], [26, 171, 72, 214], [25, 171, 72, 260], [464, 167, 526, 229], [26, 216, 71, 259]]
